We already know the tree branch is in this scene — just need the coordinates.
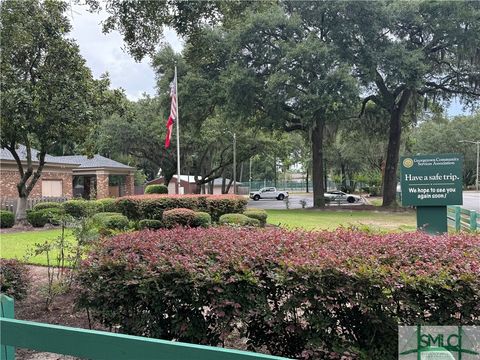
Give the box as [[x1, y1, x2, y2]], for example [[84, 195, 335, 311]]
[[359, 95, 379, 117]]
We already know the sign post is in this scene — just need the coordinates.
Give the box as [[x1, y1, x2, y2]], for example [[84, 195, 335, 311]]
[[400, 154, 463, 234]]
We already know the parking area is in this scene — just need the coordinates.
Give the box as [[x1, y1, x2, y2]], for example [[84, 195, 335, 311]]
[[247, 193, 366, 210]]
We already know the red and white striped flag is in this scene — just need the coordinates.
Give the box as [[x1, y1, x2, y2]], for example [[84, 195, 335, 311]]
[[164, 73, 177, 149]]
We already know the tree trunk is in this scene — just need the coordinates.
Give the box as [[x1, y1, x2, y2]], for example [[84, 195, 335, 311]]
[[225, 178, 234, 194], [382, 109, 402, 206], [311, 119, 325, 207], [15, 196, 28, 223]]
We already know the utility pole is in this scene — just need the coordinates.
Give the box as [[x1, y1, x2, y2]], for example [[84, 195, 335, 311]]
[[459, 140, 480, 191], [233, 132, 237, 194]]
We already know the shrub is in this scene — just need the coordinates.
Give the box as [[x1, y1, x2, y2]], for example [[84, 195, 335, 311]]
[[92, 212, 129, 230], [138, 219, 163, 230], [94, 198, 118, 213], [63, 200, 95, 218], [0, 210, 14, 228], [77, 229, 480, 359], [192, 212, 211, 228], [145, 184, 168, 194], [26, 210, 49, 227], [32, 202, 63, 211], [115, 194, 247, 221], [243, 209, 267, 227], [162, 208, 196, 228], [0, 259, 29, 300], [219, 213, 260, 227]]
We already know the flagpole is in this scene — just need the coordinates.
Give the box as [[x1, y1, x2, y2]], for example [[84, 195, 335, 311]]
[[175, 65, 181, 194]]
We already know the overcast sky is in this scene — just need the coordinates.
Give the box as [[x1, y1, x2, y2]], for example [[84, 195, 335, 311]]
[[68, 4, 470, 116], [69, 3, 182, 100]]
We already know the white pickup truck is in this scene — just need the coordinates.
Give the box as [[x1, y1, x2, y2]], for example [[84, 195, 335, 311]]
[[249, 187, 289, 201]]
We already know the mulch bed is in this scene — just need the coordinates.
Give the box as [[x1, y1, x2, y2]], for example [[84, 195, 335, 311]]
[[0, 224, 60, 234], [13, 266, 104, 360]]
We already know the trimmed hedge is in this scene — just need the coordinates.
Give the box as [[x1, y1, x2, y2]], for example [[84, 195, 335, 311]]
[[77, 229, 480, 358], [219, 213, 260, 227], [94, 198, 118, 213], [27, 208, 64, 227], [162, 208, 196, 228], [32, 202, 63, 211], [63, 199, 96, 218], [92, 212, 129, 230], [0, 259, 29, 300], [145, 184, 168, 194], [0, 210, 14, 228], [243, 209, 267, 227], [116, 194, 247, 221], [138, 219, 163, 230], [192, 212, 211, 228]]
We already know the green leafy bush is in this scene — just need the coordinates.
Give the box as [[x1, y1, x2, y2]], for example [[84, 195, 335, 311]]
[[144, 184, 168, 194], [219, 213, 260, 227], [94, 198, 118, 213], [77, 229, 480, 359], [32, 202, 63, 211], [63, 200, 95, 218], [0, 259, 29, 300], [243, 209, 267, 226], [138, 219, 163, 230], [0, 210, 14, 228], [162, 208, 196, 228], [26, 210, 49, 227], [92, 212, 129, 230], [116, 194, 247, 221], [192, 212, 211, 228]]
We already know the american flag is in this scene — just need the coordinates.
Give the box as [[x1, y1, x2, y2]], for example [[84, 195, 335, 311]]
[[164, 73, 177, 149]]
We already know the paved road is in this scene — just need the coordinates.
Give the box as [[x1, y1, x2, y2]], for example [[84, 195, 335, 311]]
[[247, 194, 365, 210], [462, 191, 480, 212], [247, 192, 479, 211]]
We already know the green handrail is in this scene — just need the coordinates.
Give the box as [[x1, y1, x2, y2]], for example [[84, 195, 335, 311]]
[[0, 295, 287, 360], [447, 206, 478, 231]]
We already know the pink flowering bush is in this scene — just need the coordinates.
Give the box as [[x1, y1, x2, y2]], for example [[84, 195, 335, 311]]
[[115, 194, 247, 221], [76, 228, 480, 359]]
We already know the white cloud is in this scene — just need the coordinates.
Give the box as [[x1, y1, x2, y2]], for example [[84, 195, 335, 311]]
[[68, 4, 183, 100]]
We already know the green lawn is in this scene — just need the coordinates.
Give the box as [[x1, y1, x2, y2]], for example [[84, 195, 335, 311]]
[[266, 209, 416, 231], [0, 229, 74, 265]]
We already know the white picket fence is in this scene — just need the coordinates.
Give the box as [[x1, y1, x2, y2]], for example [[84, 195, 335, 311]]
[[0, 197, 67, 214]]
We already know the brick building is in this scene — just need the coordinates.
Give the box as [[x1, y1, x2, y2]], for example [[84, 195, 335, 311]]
[[0, 145, 135, 200]]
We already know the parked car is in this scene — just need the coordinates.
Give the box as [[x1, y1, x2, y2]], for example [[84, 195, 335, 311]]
[[250, 187, 289, 201], [324, 191, 362, 203]]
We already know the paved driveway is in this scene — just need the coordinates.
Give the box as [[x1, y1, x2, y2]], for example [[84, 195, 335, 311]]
[[462, 191, 480, 212], [247, 194, 365, 210]]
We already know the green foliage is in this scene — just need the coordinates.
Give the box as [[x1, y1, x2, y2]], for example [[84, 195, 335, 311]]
[[92, 212, 129, 231], [26, 209, 50, 227], [93, 198, 118, 213], [116, 195, 247, 222], [138, 219, 163, 230], [144, 184, 168, 194], [192, 212, 211, 228], [63, 200, 96, 219], [0, 210, 14, 228], [32, 202, 64, 211], [162, 208, 196, 228], [243, 209, 267, 227], [219, 213, 260, 227], [0, 0, 112, 214], [0, 259, 29, 300]]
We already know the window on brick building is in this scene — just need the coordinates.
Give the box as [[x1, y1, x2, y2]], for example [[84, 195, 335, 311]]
[[42, 180, 63, 197]]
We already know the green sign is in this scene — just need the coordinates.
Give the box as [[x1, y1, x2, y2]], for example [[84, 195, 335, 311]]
[[400, 154, 463, 207]]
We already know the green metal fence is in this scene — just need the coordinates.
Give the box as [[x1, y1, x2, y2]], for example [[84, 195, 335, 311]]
[[0, 295, 286, 360], [447, 206, 479, 232]]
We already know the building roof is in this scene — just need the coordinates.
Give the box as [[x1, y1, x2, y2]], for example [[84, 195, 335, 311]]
[[1, 145, 133, 170], [54, 155, 134, 170], [0, 145, 79, 166]]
